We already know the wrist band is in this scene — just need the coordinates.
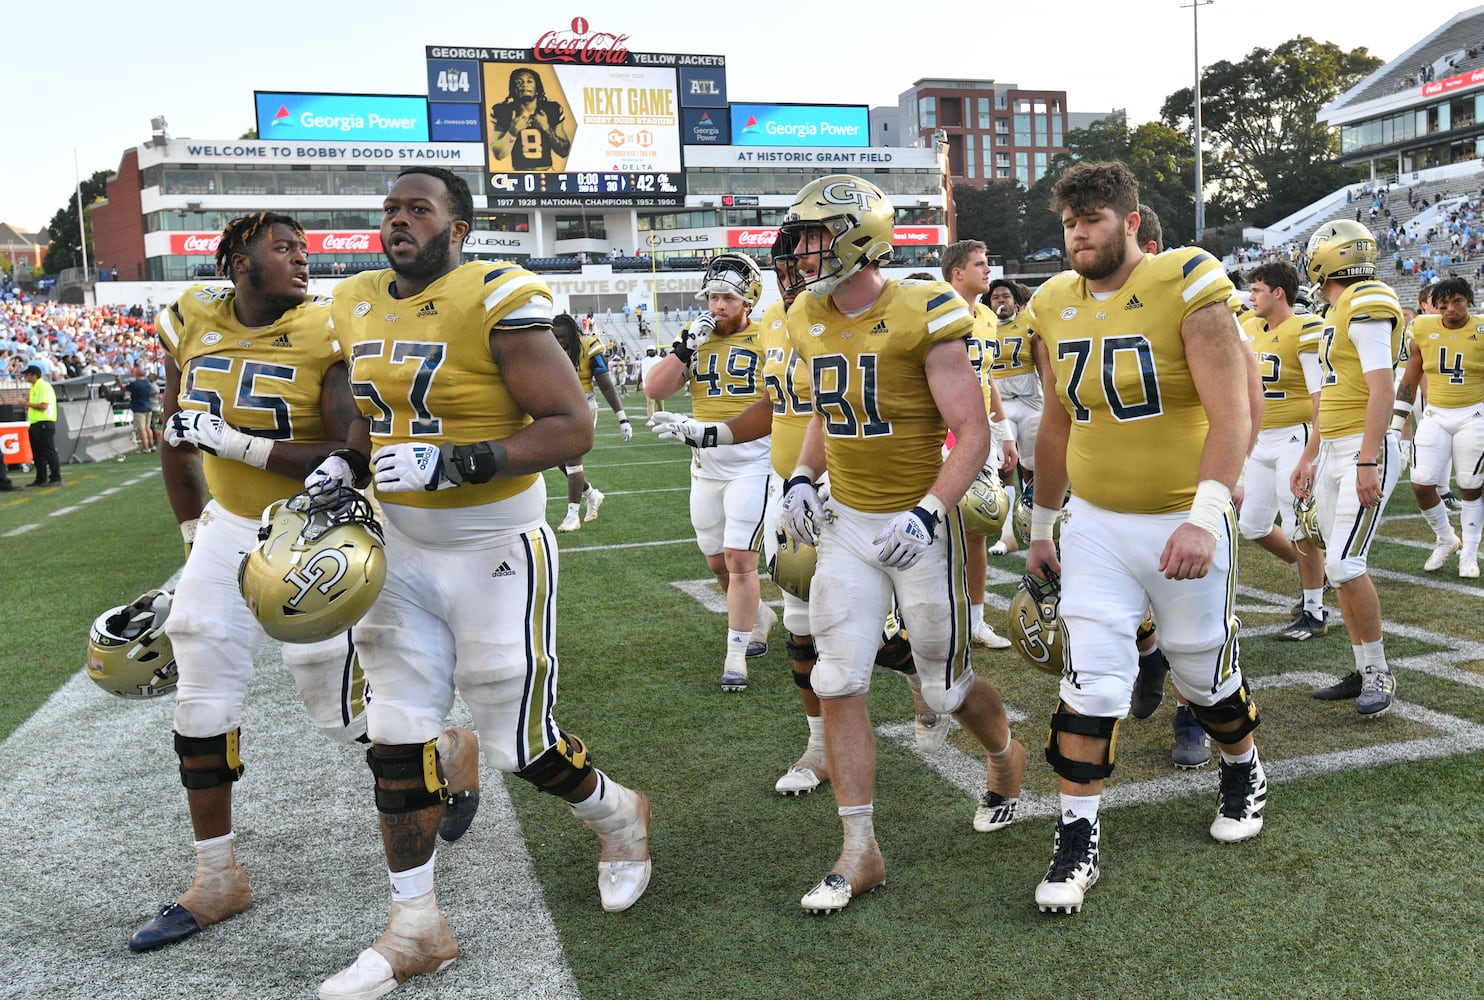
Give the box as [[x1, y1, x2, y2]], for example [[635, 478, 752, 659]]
[[1185, 479, 1232, 541], [1029, 504, 1060, 542], [1356, 462, 1378, 467]]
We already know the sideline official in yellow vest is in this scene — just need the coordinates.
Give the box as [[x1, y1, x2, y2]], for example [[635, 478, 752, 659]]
[[21, 363, 60, 487]]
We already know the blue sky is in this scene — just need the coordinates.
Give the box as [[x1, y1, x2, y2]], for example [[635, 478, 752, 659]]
[[3, 0, 1469, 231]]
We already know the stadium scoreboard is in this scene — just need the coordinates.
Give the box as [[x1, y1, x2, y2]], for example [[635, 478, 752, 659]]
[[427, 22, 724, 208]]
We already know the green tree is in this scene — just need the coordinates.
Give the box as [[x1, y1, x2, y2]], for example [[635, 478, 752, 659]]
[[952, 180, 1027, 259], [1160, 36, 1381, 226], [42, 169, 114, 275]]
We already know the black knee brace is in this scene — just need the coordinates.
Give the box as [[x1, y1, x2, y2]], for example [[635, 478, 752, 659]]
[[515, 732, 594, 798], [1045, 703, 1119, 784], [791, 670, 814, 690], [785, 636, 817, 664], [174, 729, 245, 790], [1187, 683, 1261, 745], [874, 633, 916, 674], [366, 740, 445, 814]]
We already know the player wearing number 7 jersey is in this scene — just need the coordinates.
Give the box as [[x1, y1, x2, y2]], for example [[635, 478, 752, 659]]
[[317, 167, 651, 1000]]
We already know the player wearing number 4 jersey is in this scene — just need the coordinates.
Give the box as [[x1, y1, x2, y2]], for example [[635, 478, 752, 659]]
[[1026, 162, 1266, 916], [776, 174, 1024, 915], [1394, 277, 1484, 578], [128, 212, 380, 956], [313, 167, 650, 1000]]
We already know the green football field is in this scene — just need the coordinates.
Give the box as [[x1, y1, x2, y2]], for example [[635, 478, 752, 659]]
[[1, 410, 1481, 999]]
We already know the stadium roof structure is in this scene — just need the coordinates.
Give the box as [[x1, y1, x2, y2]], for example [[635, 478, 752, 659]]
[[1323, 5, 1484, 124]]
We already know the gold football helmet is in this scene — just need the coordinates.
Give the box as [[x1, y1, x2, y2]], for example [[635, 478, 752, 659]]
[[1303, 219, 1376, 285], [697, 252, 764, 309], [1005, 569, 1064, 676], [770, 528, 817, 602], [238, 487, 387, 644], [87, 589, 178, 699], [777, 174, 895, 296], [959, 468, 1009, 537], [1294, 494, 1325, 550]]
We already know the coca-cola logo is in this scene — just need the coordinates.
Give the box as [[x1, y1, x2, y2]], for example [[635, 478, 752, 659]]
[[730, 228, 779, 248], [182, 234, 223, 253], [533, 17, 630, 64], [320, 233, 372, 251]]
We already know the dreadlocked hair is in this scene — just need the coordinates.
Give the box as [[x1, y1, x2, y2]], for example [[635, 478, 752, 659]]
[[214, 212, 304, 278], [552, 313, 584, 368]]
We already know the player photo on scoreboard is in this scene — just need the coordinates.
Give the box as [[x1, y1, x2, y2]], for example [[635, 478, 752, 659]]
[[485, 63, 573, 172]]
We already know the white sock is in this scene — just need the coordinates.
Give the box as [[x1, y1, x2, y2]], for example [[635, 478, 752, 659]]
[[1462, 498, 1482, 552], [1421, 501, 1454, 540], [1303, 588, 1325, 615], [566, 502, 579, 518], [1059, 794, 1100, 825], [193, 831, 237, 872], [1352, 644, 1367, 671], [1362, 639, 1388, 672], [806, 714, 825, 751], [725, 630, 749, 669], [1220, 745, 1255, 766], [389, 853, 437, 901], [971, 603, 985, 627]]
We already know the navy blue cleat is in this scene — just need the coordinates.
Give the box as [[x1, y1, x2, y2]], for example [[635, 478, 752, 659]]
[[128, 903, 202, 952], [439, 789, 481, 842]]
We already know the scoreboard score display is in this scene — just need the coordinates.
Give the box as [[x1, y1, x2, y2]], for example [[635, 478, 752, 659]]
[[427, 27, 716, 208]]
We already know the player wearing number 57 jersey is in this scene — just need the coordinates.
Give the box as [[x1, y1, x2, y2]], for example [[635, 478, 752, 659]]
[[316, 167, 650, 1000], [777, 174, 1023, 916], [1026, 162, 1264, 916], [129, 213, 371, 955]]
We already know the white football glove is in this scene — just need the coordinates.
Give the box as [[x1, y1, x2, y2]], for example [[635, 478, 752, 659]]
[[304, 454, 354, 497], [618, 417, 633, 443], [164, 410, 271, 468], [671, 312, 717, 365], [372, 442, 456, 492], [873, 498, 945, 569], [780, 474, 824, 545], [648, 411, 733, 448]]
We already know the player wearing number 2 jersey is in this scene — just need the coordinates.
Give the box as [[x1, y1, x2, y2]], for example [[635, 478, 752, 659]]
[[316, 167, 650, 1000]]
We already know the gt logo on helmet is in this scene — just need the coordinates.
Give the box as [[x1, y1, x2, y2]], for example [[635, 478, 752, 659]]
[[821, 181, 874, 211], [282, 547, 352, 608]]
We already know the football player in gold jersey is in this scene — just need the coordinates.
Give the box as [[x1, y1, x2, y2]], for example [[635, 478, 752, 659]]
[[551, 313, 632, 533], [1394, 277, 1484, 577], [644, 253, 773, 692], [942, 240, 1017, 651], [1289, 219, 1405, 715], [1241, 261, 1330, 638], [127, 213, 382, 954], [776, 174, 1024, 914], [310, 168, 651, 1000], [1025, 162, 1264, 915], [985, 277, 1039, 557]]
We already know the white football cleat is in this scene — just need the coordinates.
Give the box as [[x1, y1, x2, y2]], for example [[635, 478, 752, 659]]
[[319, 894, 457, 1000], [1036, 817, 1101, 914], [1210, 751, 1267, 843], [971, 621, 1012, 650], [582, 487, 605, 523], [557, 509, 581, 533], [590, 787, 651, 913], [1460, 549, 1480, 579], [1424, 535, 1460, 572]]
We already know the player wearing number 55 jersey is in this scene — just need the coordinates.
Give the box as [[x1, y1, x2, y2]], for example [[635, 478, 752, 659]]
[[315, 167, 650, 1000], [1025, 162, 1264, 916], [1393, 277, 1484, 578], [776, 174, 1023, 915], [129, 213, 373, 955]]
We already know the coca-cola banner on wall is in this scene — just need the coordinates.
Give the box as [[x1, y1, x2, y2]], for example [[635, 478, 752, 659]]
[[169, 232, 382, 255], [726, 227, 944, 250]]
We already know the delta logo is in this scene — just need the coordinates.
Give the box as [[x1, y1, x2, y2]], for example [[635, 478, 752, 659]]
[[271, 104, 291, 126]]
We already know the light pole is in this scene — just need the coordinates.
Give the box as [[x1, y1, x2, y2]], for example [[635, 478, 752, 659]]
[[1181, 0, 1213, 243]]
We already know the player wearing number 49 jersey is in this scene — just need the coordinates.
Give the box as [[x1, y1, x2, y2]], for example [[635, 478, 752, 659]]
[[129, 213, 374, 956], [1026, 161, 1265, 916], [1394, 276, 1484, 578], [314, 167, 650, 1000]]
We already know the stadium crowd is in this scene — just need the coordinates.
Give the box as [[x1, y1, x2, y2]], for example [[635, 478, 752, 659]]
[[1, 285, 162, 382]]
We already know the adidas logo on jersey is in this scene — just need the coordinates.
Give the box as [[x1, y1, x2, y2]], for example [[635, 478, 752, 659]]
[[870, 320, 889, 335], [272, 333, 292, 347], [417, 302, 439, 318], [491, 561, 516, 579], [1124, 295, 1144, 311]]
